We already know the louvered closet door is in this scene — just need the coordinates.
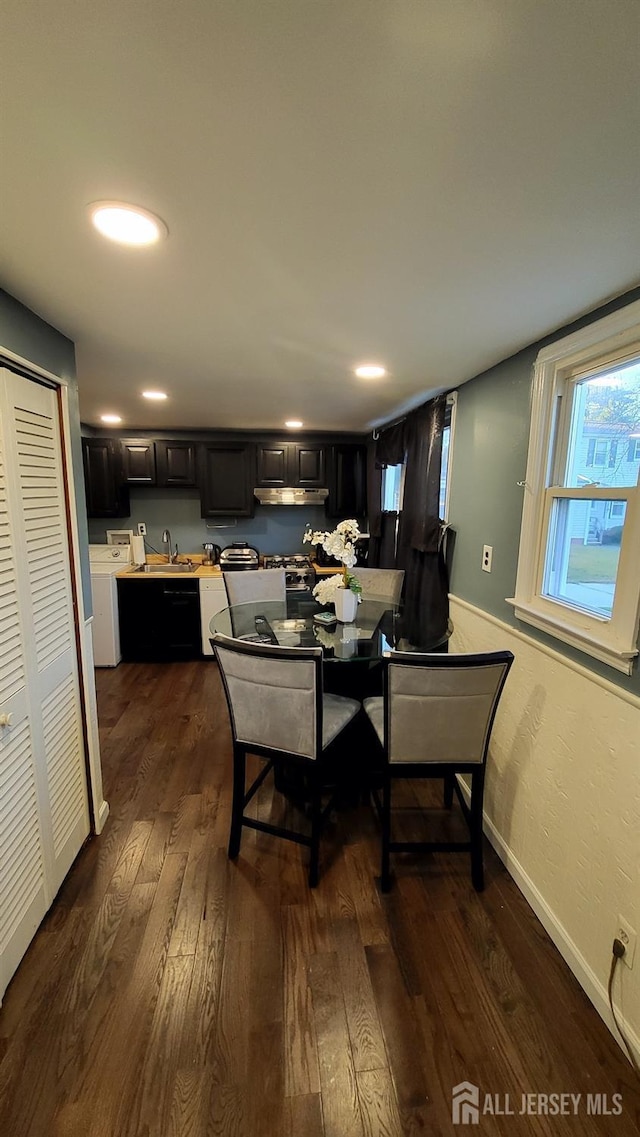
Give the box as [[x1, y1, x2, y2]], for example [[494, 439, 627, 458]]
[[0, 368, 90, 1003]]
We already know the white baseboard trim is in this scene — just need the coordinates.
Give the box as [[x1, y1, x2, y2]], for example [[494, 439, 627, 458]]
[[456, 776, 640, 1067], [95, 799, 110, 835]]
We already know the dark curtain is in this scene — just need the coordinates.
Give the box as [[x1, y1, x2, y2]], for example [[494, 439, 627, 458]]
[[367, 439, 383, 553], [375, 420, 406, 466], [368, 420, 406, 567], [396, 395, 449, 647]]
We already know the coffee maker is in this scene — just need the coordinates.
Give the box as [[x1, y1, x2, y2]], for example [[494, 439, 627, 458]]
[[202, 542, 221, 566]]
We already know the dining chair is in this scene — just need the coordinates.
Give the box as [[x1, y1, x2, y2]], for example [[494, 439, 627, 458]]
[[212, 632, 360, 886], [363, 649, 514, 892], [355, 568, 405, 605], [223, 567, 287, 605]]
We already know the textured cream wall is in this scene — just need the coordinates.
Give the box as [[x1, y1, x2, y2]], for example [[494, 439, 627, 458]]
[[450, 595, 640, 1058]]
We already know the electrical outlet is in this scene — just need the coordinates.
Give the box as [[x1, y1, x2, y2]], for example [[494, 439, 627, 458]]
[[482, 544, 493, 572], [615, 916, 637, 969], [137, 522, 146, 536]]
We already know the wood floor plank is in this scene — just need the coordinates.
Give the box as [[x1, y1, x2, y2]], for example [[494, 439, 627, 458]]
[[332, 914, 388, 1073], [357, 1067, 403, 1137], [283, 1092, 325, 1137], [308, 951, 364, 1137], [365, 942, 429, 1114], [118, 953, 194, 1137], [282, 904, 321, 1097]]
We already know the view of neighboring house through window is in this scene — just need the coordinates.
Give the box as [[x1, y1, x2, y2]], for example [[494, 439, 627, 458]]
[[511, 300, 640, 673], [545, 357, 640, 619]]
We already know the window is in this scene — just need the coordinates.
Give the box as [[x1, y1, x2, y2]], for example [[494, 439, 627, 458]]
[[382, 463, 405, 512], [439, 395, 456, 520], [510, 300, 640, 674]]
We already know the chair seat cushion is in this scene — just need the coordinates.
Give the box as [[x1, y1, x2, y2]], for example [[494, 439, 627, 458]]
[[322, 693, 360, 748], [363, 696, 384, 745]]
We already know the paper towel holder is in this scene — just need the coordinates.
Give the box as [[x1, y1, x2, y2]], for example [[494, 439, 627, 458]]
[[131, 534, 146, 565]]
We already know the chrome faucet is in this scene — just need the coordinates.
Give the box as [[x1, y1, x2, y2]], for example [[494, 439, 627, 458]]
[[162, 528, 177, 563]]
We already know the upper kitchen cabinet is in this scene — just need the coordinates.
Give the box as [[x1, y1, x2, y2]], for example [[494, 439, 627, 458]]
[[326, 443, 367, 518], [121, 438, 197, 487], [256, 441, 325, 488], [198, 441, 255, 516], [155, 440, 196, 487], [121, 439, 156, 484], [82, 437, 130, 517]]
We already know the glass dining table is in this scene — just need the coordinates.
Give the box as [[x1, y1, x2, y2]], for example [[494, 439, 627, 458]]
[[209, 594, 452, 697]]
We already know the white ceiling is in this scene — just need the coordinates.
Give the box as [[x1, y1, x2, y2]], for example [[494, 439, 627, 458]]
[[1, 0, 639, 433]]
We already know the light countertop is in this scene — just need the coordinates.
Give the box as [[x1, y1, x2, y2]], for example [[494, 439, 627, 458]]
[[116, 557, 335, 580]]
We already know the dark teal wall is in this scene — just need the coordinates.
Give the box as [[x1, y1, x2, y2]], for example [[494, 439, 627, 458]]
[[0, 288, 91, 612], [448, 286, 640, 695], [87, 492, 331, 557]]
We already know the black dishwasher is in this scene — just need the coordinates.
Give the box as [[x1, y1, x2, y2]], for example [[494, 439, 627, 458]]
[[163, 581, 201, 659], [118, 578, 201, 661]]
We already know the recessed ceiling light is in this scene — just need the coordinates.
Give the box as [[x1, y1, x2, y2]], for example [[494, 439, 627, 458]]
[[100, 414, 122, 424], [89, 201, 168, 246], [354, 364, 387, 379], [142, 390, 168, 400], [285, 419, 303, 429]]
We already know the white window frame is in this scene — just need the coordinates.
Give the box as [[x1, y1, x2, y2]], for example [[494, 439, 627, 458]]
[[509, 299, 640, 675], [440, 391, 457, 522]]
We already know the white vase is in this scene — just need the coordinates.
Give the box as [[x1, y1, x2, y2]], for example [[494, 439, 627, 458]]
[[334, 587, 358, 623]]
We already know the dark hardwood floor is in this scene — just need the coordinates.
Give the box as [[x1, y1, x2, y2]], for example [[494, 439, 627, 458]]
[[0, 660, 638, 1136]]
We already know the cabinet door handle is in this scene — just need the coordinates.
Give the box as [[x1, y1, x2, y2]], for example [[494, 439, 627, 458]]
[[0, 713, 12, 727]]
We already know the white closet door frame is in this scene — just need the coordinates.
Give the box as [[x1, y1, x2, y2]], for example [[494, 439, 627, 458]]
[[0, 357, 108, 1002], [0, 351, 108, 836]]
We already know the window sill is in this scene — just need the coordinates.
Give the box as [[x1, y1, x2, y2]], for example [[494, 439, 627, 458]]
[[506, 597, 638, 675]]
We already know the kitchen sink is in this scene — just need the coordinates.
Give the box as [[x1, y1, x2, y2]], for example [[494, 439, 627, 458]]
[[135, 563, 197, 573]]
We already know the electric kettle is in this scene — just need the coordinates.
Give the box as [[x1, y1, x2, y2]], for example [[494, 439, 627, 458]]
[[202, 542, 222, 566]]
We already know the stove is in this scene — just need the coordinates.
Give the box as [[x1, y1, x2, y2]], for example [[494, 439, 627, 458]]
[[263, 553, 315, 592]]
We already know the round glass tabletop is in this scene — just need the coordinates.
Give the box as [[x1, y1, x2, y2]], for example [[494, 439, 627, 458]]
[[209, 595, 451, 661]]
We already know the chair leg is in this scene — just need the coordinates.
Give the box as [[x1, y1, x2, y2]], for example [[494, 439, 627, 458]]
[[443, 771, 455, 809], [380, 769, 392, 892], [308, 768, 322, 888], [228, 743, 246, 860], [470, 768, 485, 891]]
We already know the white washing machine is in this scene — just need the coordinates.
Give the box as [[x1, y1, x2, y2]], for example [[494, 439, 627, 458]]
[[89, 544, 132, 666]]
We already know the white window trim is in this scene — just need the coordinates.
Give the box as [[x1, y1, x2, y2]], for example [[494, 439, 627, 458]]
[[441, 391, 457, 522], [508, 299, 640, 675]]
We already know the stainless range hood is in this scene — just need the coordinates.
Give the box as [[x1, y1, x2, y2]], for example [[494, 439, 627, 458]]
[[254, 486, 329, 506]]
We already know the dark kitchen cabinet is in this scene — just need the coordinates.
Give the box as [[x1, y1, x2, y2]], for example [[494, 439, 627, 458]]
[[256, 442, 325, 488], [198, 442, 255, 516], [326, 443, 367, 518], [117, 578, 201, 660], [155, 440, 196, 487], [82, 437, 129, 518], [121, 439, 156, 484]]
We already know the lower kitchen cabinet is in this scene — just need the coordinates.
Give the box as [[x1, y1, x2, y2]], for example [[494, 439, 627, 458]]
[[117, 578, 202, 660], [199, 577, 228, 656]]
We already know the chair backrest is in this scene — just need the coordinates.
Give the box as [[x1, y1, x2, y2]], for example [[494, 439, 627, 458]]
[[223, 567, 287, 606], [356, 568, 405, 605], [212, 633, 323, 760], [384, 650, 514, 765]]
